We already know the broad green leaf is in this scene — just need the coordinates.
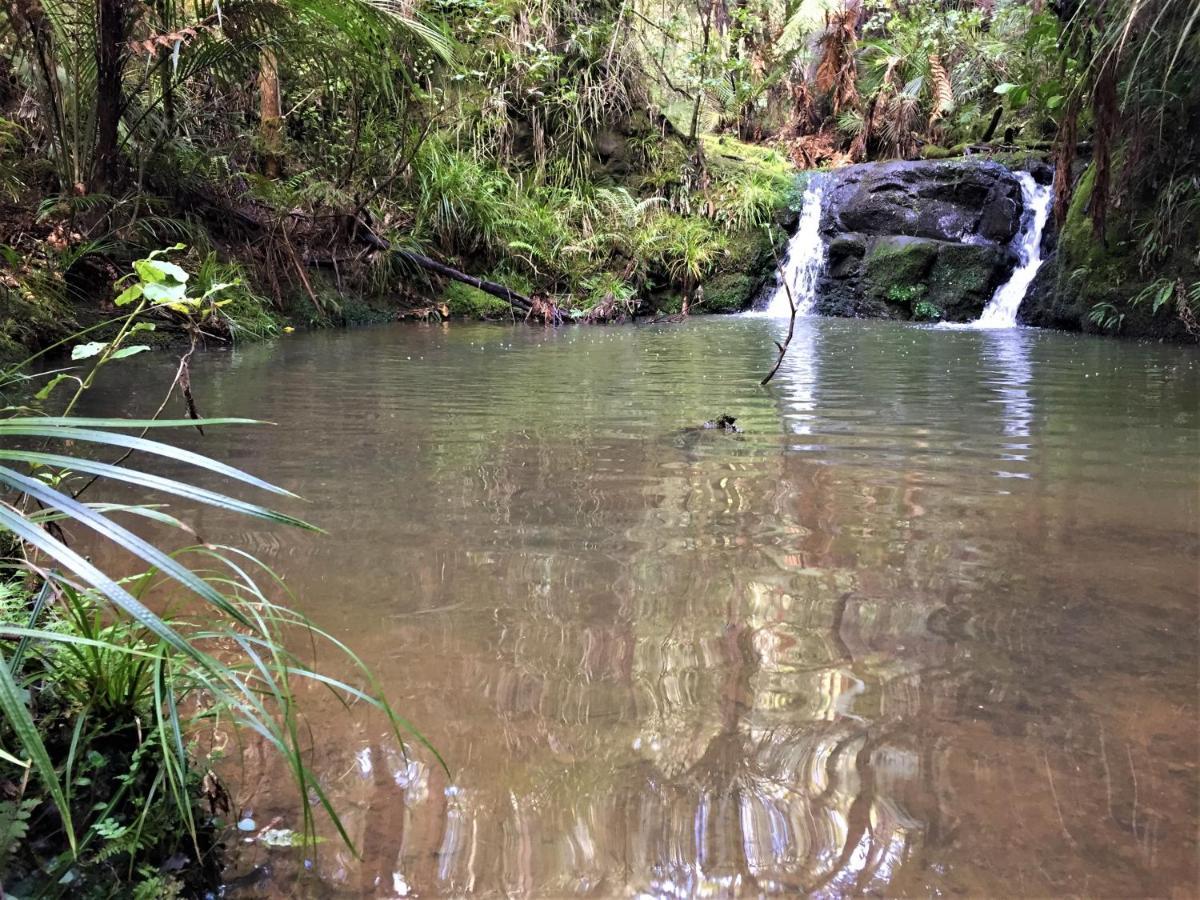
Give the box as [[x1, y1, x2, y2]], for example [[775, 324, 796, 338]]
[[113, 283, 143, 306], [134, 258, 189, 285], [993, 82, 1017, 94], [146, 243, 187, 259], [201, 281, 237, 300], [143, 281, 188, 303], [34, 373, 74, 400], [130, 322, 156, 334], [110, 345, 150, 360], [71, 341, 108, 361]]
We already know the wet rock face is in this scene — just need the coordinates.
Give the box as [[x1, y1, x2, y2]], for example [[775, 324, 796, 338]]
[[815, 158, 1025, 322]]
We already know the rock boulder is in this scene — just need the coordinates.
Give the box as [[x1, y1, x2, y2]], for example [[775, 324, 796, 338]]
[[814, 158, 1027, 323]]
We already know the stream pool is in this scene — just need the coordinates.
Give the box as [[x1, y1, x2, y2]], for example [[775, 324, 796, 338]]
[[79, 317, 1198, 897]]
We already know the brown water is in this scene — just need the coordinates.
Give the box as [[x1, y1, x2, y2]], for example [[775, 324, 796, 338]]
[[80, 318, 1199, 897]]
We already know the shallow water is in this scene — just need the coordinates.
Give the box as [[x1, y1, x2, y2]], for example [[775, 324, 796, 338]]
[[79, 318, 1199, 897]]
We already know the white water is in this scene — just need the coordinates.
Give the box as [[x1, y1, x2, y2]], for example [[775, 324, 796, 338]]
[[972, 172, 1053, 329], [763, 176, 827, 317]]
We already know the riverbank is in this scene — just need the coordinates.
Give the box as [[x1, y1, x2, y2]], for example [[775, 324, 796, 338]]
[[0, 129, 802, 364], [3, 147, 1196, 365]]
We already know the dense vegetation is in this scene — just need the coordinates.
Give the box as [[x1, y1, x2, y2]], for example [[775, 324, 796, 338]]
[[0, 0, 1194, 346], [0, 0, 1196, 894]]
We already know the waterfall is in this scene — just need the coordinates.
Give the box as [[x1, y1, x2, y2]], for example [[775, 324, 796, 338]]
[[972, 172, 1053, 328], [764, 175, 827, 317]]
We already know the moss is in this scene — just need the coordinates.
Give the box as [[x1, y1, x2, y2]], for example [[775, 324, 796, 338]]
[[1050, 162, 1140, 327], [702, 272, 755, 312], [0, 281, 75, 366], [336, 294, 401, 326], [443, 281, 512, 319], [926, 243, 1006, 321], [920, 144, 956, 160], [863, 236, 939, 308], [912, 299, 944, 321]]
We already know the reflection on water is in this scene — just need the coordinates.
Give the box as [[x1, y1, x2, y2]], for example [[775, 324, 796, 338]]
[[981, 329, 1034, 474], [774, 318, 819, 439], [76, 318, 1199, 897]]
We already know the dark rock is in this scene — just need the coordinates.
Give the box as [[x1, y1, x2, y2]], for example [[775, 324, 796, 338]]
[[927, 243, 1013, 321], [823, 158, 1024, 245], [816, 157, 1029, 323], [702, 413, 740, 432], [594, 129, 626, 160], [827, 233, 867, 279], [703, 272, 755, 313], [863, 236, 940, 304], [1017, 252, 1064, 328]]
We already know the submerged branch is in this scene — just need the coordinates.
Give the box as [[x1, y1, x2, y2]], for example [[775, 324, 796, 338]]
[[760, 230, 796, 386]]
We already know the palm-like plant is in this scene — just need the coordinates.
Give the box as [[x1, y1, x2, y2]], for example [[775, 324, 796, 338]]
[[0, 250, 439, 887]]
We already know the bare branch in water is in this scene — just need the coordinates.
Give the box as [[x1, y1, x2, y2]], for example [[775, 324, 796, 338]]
[[761, 228, 796, 386]]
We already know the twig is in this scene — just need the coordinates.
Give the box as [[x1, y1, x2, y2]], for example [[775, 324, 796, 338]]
[[760, 227, 796, 386], [72, 336, 199, 501]]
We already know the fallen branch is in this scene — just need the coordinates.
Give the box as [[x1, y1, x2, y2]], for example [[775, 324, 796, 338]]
[[345, 215, 534, 312], [760, 227, 796, 386], [393, 248, 533, 313]]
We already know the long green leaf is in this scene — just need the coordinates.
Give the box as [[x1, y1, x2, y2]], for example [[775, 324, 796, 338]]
[[0, 417, 260, 429], [0, 467, 254, 628], [0, 449, 319, 532], [0, 425, 296, 497], [0, 505, 196, 661], [0, 648, 75, 853]]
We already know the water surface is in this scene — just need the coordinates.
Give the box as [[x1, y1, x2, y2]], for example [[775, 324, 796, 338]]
[[80, 318, 1199, 897]]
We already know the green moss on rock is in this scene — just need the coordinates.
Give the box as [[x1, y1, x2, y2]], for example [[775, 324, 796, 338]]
[[702, 272, 755, 312], [926, 243, 1006, 321], [864, 236, 940, 308], [443, 281, 512, 319]]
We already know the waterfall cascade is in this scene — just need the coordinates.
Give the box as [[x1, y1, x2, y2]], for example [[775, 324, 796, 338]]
[[972, 172, 1053, 328], [764, 176, 827, 317]]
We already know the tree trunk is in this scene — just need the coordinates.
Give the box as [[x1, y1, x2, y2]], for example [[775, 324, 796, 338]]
[[259, 49, 283, 179], [93, 0, 126, 189], [689, 0, 713, 142]]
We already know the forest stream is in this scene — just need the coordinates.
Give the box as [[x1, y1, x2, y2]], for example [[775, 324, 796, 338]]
[[77, 317, 1198, 897]]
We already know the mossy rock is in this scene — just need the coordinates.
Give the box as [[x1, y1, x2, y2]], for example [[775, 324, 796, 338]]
[[443, 281, 511, 319], [863, 236, 940, 308], [920, 144, 956, 160], [701, 272, 755, 313], [1021, 161, 1197, 341], [926, 243, 1008, 321], [336, 294, 400, 327], [827, 234, 867, 279]]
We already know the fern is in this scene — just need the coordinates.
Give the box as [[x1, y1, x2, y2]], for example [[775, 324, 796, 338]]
[[0, 798, 39, 870]]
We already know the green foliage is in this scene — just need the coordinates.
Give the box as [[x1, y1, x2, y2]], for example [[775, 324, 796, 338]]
[[0, 252, 438, 894], [1088, 301, 1125, 333], [912, 299, 943, 321], [193, 253, 281, 341], [886, 284, 925, 305]]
